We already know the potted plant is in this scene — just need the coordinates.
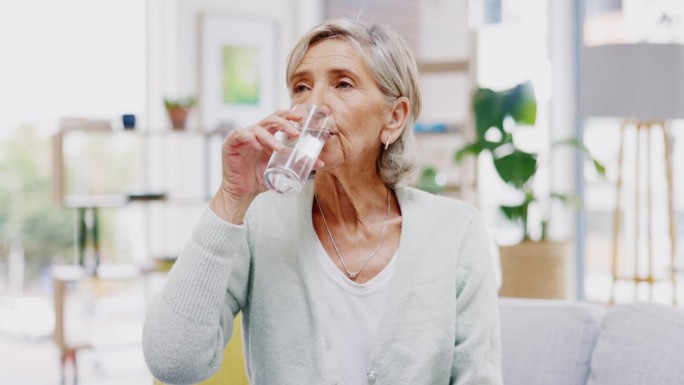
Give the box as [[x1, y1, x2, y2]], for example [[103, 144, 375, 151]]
[[164, 96, 197, 130], [455, 81, 605, 299]]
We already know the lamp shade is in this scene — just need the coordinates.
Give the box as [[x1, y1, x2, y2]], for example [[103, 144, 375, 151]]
[[581, 43, 684, 120]]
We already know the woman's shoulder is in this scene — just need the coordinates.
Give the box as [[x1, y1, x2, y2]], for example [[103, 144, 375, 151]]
[[245, 188, 309, 227], [396, 186, 479, 218]]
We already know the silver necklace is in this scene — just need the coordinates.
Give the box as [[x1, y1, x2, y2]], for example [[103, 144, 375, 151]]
[[314, 187, 391, 280]]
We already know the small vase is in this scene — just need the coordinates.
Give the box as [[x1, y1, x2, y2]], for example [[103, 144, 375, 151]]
[[166, 107, 189, 130]]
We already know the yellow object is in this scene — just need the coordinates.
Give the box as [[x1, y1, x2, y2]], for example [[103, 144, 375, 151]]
[[153, 313, 248, 385]]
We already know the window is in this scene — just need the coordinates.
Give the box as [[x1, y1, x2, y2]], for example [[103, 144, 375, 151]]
[[583, 0, 684, 304], [0, 0, 146, 292]]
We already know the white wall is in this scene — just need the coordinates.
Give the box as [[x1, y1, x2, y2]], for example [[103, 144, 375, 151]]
[[145, 0, 323, 130], [548, 1, 578, 243], [549, 0, 579, 298]]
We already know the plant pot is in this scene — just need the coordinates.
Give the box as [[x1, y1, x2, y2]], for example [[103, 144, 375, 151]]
[[498, 240, 568, 299], [166, 107, 189, 130]]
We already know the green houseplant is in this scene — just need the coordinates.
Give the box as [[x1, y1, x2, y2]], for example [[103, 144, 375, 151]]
[[456, 81, 605, 241], [164, 96, 197, 130], [455, 81, 605, 298]]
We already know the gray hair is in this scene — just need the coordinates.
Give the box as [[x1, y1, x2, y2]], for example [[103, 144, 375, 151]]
[[285, 19, 422, 187]]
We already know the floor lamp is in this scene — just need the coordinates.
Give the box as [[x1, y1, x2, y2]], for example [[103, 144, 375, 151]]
[[582, 43, 682, 305]]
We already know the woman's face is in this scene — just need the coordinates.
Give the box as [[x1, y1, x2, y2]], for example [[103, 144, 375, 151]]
[[288, 39, 392, 172]]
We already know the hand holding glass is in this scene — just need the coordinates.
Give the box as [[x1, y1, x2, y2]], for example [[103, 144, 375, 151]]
[[263, 105, 331, 196]]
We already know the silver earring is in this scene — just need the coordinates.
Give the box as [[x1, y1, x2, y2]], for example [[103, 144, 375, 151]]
[[384, 141, 389, 150]]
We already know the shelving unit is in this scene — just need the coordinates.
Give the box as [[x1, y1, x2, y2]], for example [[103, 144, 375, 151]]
[[51, 120, 226, 267], [414, 32, 479, 203]]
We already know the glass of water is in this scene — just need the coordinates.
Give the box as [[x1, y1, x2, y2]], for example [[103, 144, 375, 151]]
[[263, 104, 331, 196]]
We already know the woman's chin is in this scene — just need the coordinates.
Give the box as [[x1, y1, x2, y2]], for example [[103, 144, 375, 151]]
[[318, 147, 339, 167], [316, 159, 337, 172]]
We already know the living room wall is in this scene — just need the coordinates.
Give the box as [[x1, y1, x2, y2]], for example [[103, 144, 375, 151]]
[[145, 0, 323, 130]]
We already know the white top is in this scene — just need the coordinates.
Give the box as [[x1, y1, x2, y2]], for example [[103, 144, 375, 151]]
[[315, 235, 397, 385]]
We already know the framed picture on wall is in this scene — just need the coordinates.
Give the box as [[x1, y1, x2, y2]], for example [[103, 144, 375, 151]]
[[199, 15, 277, 131]]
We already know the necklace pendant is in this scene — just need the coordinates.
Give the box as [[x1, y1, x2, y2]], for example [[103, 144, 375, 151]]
[[348, 272, 358, 279]]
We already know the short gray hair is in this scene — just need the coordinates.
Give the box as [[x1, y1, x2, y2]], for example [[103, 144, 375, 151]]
[[286, 19, 422, 187]]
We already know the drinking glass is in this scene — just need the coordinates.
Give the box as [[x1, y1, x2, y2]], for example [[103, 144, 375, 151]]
[[263, 104, 331, 196]]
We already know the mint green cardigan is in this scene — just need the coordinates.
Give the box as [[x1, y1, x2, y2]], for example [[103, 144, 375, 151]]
[[143, 182, 502, 385]]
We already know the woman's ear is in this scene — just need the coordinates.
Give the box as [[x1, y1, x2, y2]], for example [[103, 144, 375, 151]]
[[382, 96, 410, 145]]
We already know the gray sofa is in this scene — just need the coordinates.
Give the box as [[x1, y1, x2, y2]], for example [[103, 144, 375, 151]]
[[499, 298, 684, 385]]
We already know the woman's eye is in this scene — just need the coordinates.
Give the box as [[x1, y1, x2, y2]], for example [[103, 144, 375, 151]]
[[293, 84, 309, 94], [337, 81, 353, 89]]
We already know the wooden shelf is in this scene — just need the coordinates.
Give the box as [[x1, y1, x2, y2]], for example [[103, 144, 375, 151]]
[[62, 193, 167, 208], [418, 60, 470, 73]]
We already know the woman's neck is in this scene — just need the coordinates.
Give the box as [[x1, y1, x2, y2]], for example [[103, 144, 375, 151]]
[[313, 172, 390, 231]]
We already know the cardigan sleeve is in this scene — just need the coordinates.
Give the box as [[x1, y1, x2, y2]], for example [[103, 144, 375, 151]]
[[451, 214, 503, 385], [142, 208, 252, 385]]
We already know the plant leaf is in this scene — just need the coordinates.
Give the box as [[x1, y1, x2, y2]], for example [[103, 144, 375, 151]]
[[550, 192, 583, 207], [500, 204, 526, 222], [418, 166, 443, 194], [493, 150, 537, 188], [552, 137, 582, 149], [552, 137, 607, 177], [592, 159, 606, 176], [473, 88, 506, 138], [454, 141, 486, 163], [508, 81, 537, 125]]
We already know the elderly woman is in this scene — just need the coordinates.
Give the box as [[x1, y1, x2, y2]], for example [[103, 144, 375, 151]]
[[143, 19, 501, 385]]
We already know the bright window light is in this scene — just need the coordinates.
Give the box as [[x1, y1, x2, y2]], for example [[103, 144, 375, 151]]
[[0, 0, 146, 137]]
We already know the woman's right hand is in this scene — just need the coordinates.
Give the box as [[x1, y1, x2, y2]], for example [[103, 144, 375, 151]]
[[209, 109, 303, 222]]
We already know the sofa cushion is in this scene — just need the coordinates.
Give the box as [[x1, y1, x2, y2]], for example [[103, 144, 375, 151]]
[[587, 302, 684, 385], [499, 298, 605, 385]]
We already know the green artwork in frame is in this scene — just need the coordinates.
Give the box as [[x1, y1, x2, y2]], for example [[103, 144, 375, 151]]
[[222, 45, 260, 105], [200, 15, 277, 129]]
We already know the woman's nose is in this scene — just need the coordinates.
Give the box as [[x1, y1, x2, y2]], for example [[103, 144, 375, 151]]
[[306, 85, 327, 108]]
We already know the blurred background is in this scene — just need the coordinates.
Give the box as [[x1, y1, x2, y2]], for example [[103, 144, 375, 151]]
[[1, 0, 683, 384]]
